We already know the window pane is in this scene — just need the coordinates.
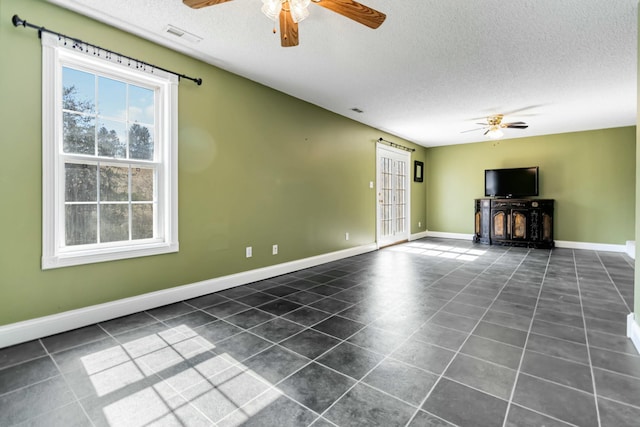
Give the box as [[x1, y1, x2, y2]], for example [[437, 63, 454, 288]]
[[97, 120, 126, 158], [100, 204, 129, 243], [62, 67, 95, 113], [132, 204, 153, 239], [63, 112, 95, 154], [98, 76, 126, 120], [131, 167, 154, 201], [100, 165, 129, 201], [65, 163, 97, 202], [66, 205, 97, 245], [129, 124, 154, 160], [129, 85, 154, 124]]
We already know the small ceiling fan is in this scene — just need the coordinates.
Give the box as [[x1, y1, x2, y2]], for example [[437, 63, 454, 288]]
[[462, 114, 529, 139], [183, 0, 386, 47]]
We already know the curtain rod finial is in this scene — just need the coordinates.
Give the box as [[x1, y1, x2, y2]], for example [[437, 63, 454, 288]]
[[12, 15, 25, 27]]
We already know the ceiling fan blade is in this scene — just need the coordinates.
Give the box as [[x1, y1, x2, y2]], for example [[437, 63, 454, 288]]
[[483, 129, 491, 136], [503, 121, 527, 126], [475, 122, 489, 126], [461, 127, 487, 133], [279, 8, 299, 47], [506, 125, 529, 129], [313, 0, 386, 29], [183, 0, 233, 9]]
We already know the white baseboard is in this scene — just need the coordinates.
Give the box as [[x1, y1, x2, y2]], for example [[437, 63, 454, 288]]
[[555, 240, 627, 253], [408, 231, 631, 255], [626, 241, 635, 259], [425, 231, 474, 240], [410, 231, 429, 241], [0, 243, 378, 349], [627, 313, 640, 355]]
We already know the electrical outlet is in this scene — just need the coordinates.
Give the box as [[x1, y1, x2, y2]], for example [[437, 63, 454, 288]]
[[345, 232, 349, 241], [246, 246, 252, 258], [418, 221, 421, 228], [272, 244, 278, 255]]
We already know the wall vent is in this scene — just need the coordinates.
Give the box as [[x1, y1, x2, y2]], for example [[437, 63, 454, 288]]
[[164, 25, 202, 43]]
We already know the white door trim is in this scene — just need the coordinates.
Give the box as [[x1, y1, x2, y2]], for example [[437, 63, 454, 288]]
[[376, 143, 411, 247]]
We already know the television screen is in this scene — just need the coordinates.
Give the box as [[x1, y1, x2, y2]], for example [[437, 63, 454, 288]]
[[485, 167, 539, 197]]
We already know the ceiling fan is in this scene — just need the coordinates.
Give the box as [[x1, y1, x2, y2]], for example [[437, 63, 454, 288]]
[[183, 0, 386, 47], [463, 114, 529, 139]]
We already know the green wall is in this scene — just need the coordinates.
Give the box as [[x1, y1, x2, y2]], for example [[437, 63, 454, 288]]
[[0, 0, 426, 325], [426, 127, 636, 244], [635, 2, 640, 324]]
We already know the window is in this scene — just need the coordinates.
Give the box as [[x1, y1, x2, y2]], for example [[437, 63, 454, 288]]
[[42, 33, 178, 269]]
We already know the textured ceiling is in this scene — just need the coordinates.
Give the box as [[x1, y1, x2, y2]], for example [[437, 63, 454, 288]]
[[46, 0, 637, 147]]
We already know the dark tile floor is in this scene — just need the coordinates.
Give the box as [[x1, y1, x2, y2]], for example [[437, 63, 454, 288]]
[[1, 238, 639, 426]]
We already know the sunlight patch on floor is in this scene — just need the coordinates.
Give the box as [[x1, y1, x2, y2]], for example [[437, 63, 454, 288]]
[[80, 325, 278, 426], [389, 241, 487, 261]]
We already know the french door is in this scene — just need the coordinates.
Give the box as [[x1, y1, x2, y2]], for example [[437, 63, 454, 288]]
[[376, 144, 410, 247]]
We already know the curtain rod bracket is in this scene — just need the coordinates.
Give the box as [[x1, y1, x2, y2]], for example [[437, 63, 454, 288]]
[[11, 14, 203, 86]]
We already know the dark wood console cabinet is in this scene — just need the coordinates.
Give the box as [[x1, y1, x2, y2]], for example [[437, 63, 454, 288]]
[[474, 198, 554, 248]]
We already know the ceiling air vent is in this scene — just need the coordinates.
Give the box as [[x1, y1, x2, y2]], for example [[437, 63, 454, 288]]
[[164, 25, 202, 44]]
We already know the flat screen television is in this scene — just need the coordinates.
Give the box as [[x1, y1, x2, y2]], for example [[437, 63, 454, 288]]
[[485, 166, 539, 198]]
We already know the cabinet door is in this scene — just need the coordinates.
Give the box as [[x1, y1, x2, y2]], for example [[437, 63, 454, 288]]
[[491, 210, 508, 240], [542, 212, 553, 242], [475, 199, 491, 243], [511, 210, 528, 240]]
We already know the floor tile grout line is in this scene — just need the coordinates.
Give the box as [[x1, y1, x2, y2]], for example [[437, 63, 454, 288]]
[[595, 251, 633, 314], [398, 247, 535, 427], [3, 241, 635, 427], [306, 248, 510, 426], [34, 337, 98, 427], [207, 304, 392, 427], [507, 402, 581, 427], [7, 401, 96, 427], [95, 318, 222, 426], [0, 350, 54, 374], [0, 372, 67, 399], [497, 248, 552, 427], [97, 315, 255, 426], [573, 250, 603, 427], [422, 249, 545, 426]]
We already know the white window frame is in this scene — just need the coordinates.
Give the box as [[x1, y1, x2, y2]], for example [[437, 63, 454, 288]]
[[41, 33, 178, 269]]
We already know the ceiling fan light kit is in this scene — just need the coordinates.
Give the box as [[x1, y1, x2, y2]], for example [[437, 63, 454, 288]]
[[262, 0, 310, 23], [463, 114, 529, 140], [487, 127, 504, 139], [183, 0, 386, 47]]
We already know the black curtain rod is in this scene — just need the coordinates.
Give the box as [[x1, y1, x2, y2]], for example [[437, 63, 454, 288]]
[[377, 138, 415, 152], [12, 14, 203, 86]]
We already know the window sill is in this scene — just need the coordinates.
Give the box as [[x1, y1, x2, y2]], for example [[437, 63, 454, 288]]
[[42, 242, 179, 269]]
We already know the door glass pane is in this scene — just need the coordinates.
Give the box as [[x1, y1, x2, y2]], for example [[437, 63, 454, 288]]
[[65, 163, 97, 202], [380, 156, 393, 237], [395, 160, 407, 233], [66, 205, 97, 245], [132, 204, 153, 239], [100, 204, 129, 243]]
